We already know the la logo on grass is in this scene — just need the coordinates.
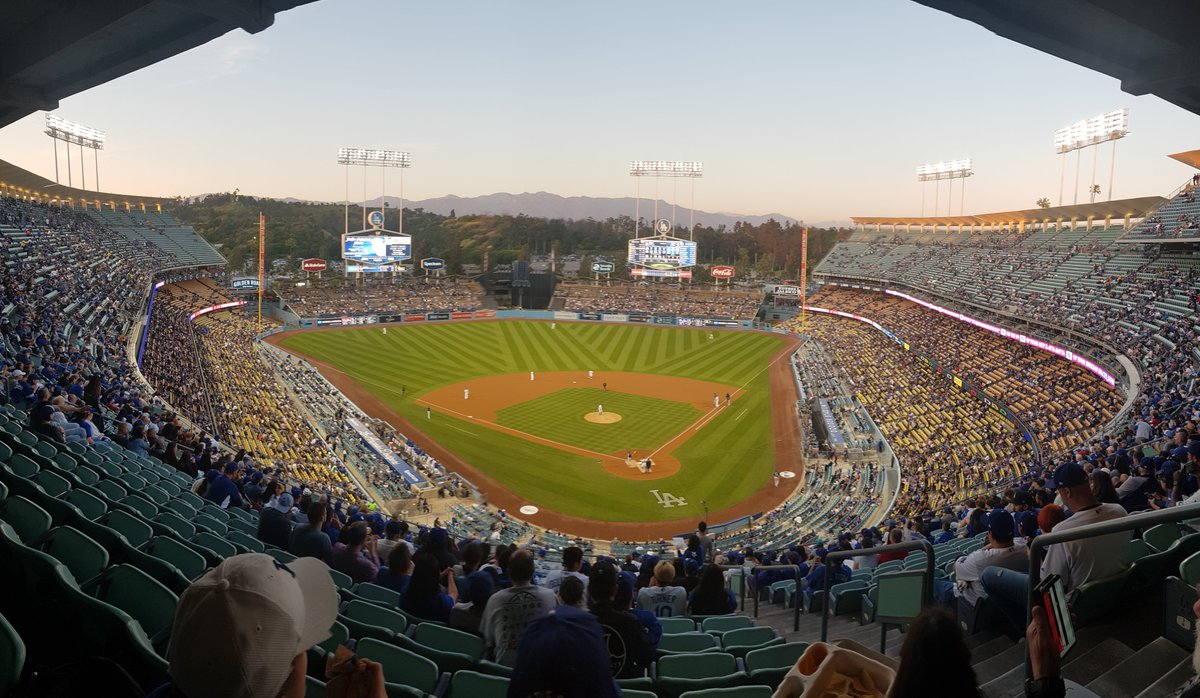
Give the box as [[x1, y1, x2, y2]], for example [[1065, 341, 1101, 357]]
[[650, 489, 687, 508]]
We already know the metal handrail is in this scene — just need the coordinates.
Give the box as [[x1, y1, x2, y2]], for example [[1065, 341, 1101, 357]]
[[735, 564, 803, 632], [822, 538, 934, 642], [1024, 503, 1200, 680]]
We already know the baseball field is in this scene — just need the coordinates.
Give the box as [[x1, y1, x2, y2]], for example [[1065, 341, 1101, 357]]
[[273, 320, 801, 534]]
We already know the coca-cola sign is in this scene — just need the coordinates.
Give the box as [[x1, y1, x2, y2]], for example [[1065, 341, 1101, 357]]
[[710, 265, 735, 278], [301, 258, 327, 272]]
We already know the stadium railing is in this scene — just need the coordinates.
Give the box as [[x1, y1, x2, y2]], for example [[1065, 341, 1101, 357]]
[[821, 538, 934, 651], [1024, 503, 1200, 682], [737, 564, 802, 632]]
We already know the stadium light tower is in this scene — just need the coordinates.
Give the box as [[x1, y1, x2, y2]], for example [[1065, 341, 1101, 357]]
[[45, 114, 105, 191], [337, 148, 411, 236], [916, 159, 973, 217], [629, 161, 703, 239], [1054, 108, 1128, 205]]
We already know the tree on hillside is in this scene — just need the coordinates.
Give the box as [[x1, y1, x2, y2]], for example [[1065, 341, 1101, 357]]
[[1036, 197, 1051, 209]]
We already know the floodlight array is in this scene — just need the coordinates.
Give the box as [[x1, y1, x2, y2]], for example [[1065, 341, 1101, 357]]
[[629, 161, 703, 177], [337, 148, 411, 167], [45, 114, 105, 149], [1053, 109, 1129, 154], [915, 159, 973, 181]]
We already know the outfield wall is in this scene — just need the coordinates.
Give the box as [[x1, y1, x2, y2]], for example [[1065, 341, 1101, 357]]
[[290, 308, 756, 329]]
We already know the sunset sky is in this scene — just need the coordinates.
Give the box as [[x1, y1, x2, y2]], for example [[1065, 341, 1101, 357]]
[[2, 0, 1198, 222]]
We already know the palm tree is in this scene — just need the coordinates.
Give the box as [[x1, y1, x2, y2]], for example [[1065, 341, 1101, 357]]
[[1036, 197, 1051, 209], [1089, 184, 1101, 203]]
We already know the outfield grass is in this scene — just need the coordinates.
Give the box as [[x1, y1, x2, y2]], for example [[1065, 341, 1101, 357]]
[[496, 388, 701, 454], [279, 321, 787, 522]]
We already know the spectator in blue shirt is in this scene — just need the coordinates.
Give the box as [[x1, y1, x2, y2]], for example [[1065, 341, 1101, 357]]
[[205, 462, 244, 509]]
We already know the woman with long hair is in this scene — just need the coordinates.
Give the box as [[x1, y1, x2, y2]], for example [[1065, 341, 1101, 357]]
[[1091, 471, 1120, 504], [687, 564, 737, 615], [401, 552, 458, 622], [888, 607, 981, 698], [377, 542, 414, 596]]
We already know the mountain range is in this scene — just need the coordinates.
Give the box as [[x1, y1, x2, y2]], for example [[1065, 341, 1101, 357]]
[[333, 191, 813, 229]]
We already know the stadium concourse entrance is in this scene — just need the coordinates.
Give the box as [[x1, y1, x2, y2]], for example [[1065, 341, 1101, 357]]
[[478, 263, 555, 308]]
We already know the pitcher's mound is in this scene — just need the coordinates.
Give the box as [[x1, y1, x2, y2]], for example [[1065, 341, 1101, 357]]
[[585, 412, 622, 424]]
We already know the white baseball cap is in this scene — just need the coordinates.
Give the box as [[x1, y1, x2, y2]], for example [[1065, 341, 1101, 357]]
[[167, 553, 337, 698]]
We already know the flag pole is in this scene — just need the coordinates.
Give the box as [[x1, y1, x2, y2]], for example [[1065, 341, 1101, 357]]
[[800, 227, 808, 334]]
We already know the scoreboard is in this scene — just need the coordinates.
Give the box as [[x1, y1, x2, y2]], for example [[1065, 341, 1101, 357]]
[[342, 234, 412, 264], [627, 236, 698, 270]]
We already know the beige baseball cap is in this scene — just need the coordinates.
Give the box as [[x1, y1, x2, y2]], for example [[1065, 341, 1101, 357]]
[[167, 553, 337, 698]]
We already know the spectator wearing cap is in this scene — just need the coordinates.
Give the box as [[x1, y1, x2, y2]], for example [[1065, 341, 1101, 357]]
[[982, 462, 1129, 636], [933, 509, 1028, 607], [331, 521, 380, 584], [508, 604, 620, 698], [588, 560, 653, 679], [204, 462, 244, 509], [257, 492, 295, 550], [479, 549, 557, 666], [145, 553, 384, 698]]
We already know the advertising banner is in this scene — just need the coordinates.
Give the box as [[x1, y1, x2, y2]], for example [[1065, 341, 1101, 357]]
[[474, 310, 497, 319], [301, 258, 327, 272], [554, 311, 579, 320], [627, 314, 650, 323], [579, 312, 602, 321], [405, 313, 426, 322], [426, 312, 450, 321], [601, 313, 628, 322], [421, 257, 445, 270], [653, 315, 677, 325], [710, 265, 735, 278], [451, 311, 473, 320], [591, 261, 616, 273]]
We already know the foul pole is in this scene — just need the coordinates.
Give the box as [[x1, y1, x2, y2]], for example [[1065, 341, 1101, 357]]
[[257, 212, 265, 334], [800, 227, 808, 334]]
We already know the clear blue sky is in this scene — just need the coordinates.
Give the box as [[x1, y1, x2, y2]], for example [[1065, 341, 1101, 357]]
[[2, 0, 1198, 222]]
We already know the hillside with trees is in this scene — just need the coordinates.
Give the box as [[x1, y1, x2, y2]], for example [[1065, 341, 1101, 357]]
[[173, 193, 846, 280]]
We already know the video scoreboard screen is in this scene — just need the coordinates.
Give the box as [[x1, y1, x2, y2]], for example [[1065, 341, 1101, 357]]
[[627, 236, 697, 270], [343, 235, 412, 263]]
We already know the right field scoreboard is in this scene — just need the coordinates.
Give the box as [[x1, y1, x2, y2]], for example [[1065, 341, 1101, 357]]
[[628, 235, 698, 279]]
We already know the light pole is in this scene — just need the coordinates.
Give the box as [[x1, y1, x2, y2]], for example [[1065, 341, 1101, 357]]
[[1054, 108, 1128, 205], [629, 161, 704, 239], [337, 148, 411, 236], [916, 159, 974, 219], [45, 115, 105, 194]]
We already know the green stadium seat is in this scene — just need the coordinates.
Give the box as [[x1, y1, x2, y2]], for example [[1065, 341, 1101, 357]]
[[66, 488, 107, 521], [8, 454, 38, 480], [657, 631, 721, 656], [1145, 524, 1184, 554], [1072, 568, 1132, 627], [32, 469, 70, 498], [102, 509, 154, 549], [659, 617, 697, 634], [448, 669, 508, 698], [679, 687, 774, 698], [354, 581, 400, 606], [94, 478, 127, 503], [176, 491, 205, 511], [145, 535, 207, 580], [161, 498, 197, 519], [192, 513, 228, 536], [829, 580, 870, 616], [41, 525, 110, 584], [655, 652, 745, 698], [622, 691, 658, 698], [701, 615, 754, 634], [317, 620, 350, 655], [1125, 538, 1150, 564], [0, 611, 24, 697], [226, 529, 266, 553], [720, 626, 782, 658], [354, 637, 442, 695], [1, 495, 51, 544], [83, 564, 179, 651], [0, 480, 7, 502], [305, 676, 326, 698], [343, 599, 408, 637], [199, 505, 230, 523], [228, 517, 259, 536], [268, 547, 298, 564], [154, 511, 195, 539], [1182, 551, 1200, 586], [193, 531, 236, 560], [413, 622, 484, 662], [744, 642, 809, 687], [120, 495, 158, 520]]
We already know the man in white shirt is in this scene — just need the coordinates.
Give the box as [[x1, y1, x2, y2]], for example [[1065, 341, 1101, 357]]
[[933, 509, 1027, 607], [540, 546, 589, 596], [635, 560, 688, 617], [480, 549, 557, 666], [982, 462, 1128, 634]]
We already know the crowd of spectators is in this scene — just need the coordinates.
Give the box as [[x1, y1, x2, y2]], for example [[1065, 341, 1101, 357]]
[[800, 312, 1035, 517], [281, 278, 482, 317], [557, 282, 763, 319], [811, 287, 1121, 458]]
